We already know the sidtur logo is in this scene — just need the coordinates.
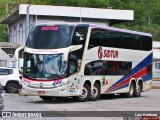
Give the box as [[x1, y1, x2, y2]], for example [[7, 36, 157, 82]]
[[98, 47, 119, 59], [98, 47, 103, 59]]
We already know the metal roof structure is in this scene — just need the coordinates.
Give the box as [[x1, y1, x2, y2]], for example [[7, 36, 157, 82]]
[[0, 48, 10, 60], [153, 41, 160, 59], [0, 4, 134, 25], [153, 41, 160, 48]]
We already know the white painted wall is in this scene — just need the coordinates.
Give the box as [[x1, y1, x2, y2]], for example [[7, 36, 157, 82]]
[[19, 4, 134, 20]]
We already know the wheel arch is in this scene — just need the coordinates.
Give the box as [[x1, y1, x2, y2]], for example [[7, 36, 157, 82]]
[[84, 80, 91, 88], [6, 80, 20, 85]]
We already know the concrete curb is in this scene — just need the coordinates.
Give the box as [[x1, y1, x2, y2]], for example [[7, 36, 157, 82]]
[[152, 78, 160, 81], [152, 79, 160, 89], [152, 86, 160, 89]]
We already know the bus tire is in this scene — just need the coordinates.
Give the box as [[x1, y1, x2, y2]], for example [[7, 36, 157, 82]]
[[90, 83, 100, 101], [124, 82, 135, 98], [134, 81, 142, 97], [74, 83, 91, 102], [39, 96, 54, 101]]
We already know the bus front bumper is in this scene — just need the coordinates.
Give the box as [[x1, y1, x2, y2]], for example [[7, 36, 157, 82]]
[[21, 84, 69, 97]]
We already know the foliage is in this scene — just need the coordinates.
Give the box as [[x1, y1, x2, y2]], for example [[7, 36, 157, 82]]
[[0, 0, 160, 41]]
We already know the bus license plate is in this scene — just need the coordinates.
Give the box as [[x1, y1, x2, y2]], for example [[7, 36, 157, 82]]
[[37, 91, 45, 95]]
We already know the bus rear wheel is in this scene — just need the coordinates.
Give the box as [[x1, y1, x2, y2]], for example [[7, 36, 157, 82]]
[[134, 81, 142, 97], [123, 82, 135, 98], [39, 96, 54, 101], [74, 83, 91, 102], [90, 83, 100, 101]]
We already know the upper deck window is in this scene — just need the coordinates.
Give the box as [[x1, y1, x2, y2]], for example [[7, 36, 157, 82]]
[[71, 25, 88, 45], [88, 28, 152, 51]]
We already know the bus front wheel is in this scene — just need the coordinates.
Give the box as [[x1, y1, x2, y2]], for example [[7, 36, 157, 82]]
[[74, 83, 91, 102], [134, 81, 142, 97]]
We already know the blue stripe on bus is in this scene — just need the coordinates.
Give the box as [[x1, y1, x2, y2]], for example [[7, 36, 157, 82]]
[[110, 74, 152, 92], [142, 75, 152, 82]]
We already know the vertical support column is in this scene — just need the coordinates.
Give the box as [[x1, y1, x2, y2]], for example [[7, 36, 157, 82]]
[[25, 5, 31, 41]]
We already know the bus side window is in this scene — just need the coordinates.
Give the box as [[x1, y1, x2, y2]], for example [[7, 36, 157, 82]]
[[69, 60, 77, 74], [88, 38, 95, 49], [71, 26, 88, 46], [69, 48, 83, 75]]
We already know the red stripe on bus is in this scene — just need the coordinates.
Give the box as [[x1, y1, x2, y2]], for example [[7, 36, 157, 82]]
[[23, 77, 67, 82]]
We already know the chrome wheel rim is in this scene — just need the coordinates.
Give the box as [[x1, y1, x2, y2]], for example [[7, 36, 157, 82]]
[[136, 84, 141, 95], [91, 86, 98, 98], [129, 84, 134, 96], [81, 87, 88, 98]]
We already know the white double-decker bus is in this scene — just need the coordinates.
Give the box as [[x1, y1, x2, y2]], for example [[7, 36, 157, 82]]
[[22, 23, 152, 102]]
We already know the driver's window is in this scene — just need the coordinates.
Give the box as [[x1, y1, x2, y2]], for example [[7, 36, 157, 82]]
[[69, 60, 77, 74], [69, 48, 83, 75]]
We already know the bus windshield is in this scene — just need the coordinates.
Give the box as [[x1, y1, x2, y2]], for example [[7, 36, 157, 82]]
[[23, 53, 67, 79], [26, 25, 74, 49]]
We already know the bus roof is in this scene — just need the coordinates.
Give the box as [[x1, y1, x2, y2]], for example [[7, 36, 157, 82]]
[[35, 22, 152, 37], [89, 24, 152, 37]]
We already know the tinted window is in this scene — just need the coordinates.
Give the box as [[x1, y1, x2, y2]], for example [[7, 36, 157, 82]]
[[0, 69, 13, 75], [68, 25, 88, 75], [26, 25, 74, 49], [71, 25, 88, 45], [141, 36, 152, 51], [84, 60, 132, 75], [88, 29, 123, 49], [68, 48, 83, 75], [123, 33, 152, 51], [88, 28, 152, 51]]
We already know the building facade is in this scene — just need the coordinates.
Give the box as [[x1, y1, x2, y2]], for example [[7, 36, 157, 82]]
[[0, 4, 134, 46], [153, 41, 160, 80]]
